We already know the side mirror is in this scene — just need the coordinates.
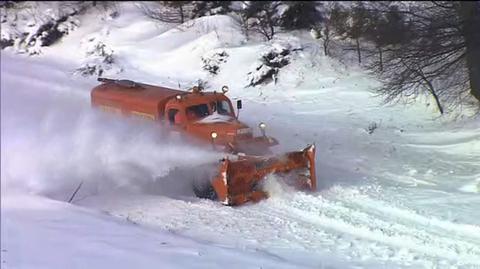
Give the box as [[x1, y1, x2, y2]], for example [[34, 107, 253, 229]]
[[237, 100, 242, 109]]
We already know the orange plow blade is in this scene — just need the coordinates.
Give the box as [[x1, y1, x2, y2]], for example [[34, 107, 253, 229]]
[[211, 144, 316, 206]]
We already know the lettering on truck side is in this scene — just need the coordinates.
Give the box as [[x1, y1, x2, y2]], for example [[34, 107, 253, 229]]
[[100, 105, 122, 114], [130, 111, 156, 120]]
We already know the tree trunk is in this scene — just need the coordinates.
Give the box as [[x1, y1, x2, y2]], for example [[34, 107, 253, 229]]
[[416, 65, 444, 114], [459, 2, 480, 103], [323, 39, 329, 56], [356, 38, 361, 64], [378, 46, 383, 71], [269, 22, 275, 41], [179, 5, 184, 23], [323, 25, 330, 56], [241, 16, 250, 40], [68, 181, 84, 203], [426, 80, 444, 115]]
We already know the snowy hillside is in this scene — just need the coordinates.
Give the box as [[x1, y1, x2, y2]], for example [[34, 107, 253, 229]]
[[2, 2, 480, 269]]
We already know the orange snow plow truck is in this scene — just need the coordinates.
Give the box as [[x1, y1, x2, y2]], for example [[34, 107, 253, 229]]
[[91, 78, 316, 205]]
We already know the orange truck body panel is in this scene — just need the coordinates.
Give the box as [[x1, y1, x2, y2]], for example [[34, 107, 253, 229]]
[[91, 78, 317, 205], [91, 80, 184, 120]]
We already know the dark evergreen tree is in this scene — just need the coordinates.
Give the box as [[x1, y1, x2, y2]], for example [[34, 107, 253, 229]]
[[459, 1, 480, 103], [280, 1, 322, 30], [190, 1, 231, 18]]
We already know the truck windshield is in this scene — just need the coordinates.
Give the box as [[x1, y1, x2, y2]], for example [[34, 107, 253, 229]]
[[211, 100, 232, 115], [186, 104, 210, 120]]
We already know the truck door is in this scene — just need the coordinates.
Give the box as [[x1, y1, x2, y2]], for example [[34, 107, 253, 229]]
[[168, 109, 179, 125], [165, 108, 184, 142], [166, 107, 186, 129]]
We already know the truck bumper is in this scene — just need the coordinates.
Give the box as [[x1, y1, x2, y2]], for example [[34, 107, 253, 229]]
[[228, 136, 279, 155]]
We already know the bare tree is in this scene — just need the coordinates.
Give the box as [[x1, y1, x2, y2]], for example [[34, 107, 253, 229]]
[[163, 1, 191, 23], [364, 5, 409, 71], [138, 1, 192, 24], [328, 2, 369, 64], [241, 1, 282, 41], [316, 3, 338, 57], [368, 1, 479, 114], [344, 2, 370, 64], [229, 1, 250, 40], [311, 23, 331, 57]]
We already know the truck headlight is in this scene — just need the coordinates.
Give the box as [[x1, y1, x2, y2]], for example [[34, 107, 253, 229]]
[[211, 132, 218, 139], [258, 122, 267, 136]]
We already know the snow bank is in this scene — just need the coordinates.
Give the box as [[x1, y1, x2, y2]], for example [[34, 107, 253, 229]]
[[1, 2, 84, 54], [117, 14, 245, 82], [1, 194, 306, 269]]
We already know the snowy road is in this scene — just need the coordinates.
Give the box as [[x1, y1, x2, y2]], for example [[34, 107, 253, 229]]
[[77, 186, 480, 268]]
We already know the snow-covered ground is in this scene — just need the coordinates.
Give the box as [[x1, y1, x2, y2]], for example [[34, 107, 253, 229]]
[[2, 3, 480, 269]]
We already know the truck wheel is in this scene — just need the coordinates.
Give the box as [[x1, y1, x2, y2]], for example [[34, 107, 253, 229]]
[[192, 176, 217, 201]]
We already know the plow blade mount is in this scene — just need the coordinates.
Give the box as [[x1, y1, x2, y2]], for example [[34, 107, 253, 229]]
[[211, 144, 316, 206]]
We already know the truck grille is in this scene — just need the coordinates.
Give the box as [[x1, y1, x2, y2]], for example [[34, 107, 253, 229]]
[[236, 128, 252, 136]]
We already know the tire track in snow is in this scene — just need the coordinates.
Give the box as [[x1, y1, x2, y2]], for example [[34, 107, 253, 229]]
[[265, 190, 480, 267], [79, 187, 480, 268], [336, 189, 480, 242]]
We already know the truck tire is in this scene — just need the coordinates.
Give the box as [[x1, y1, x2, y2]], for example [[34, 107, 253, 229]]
[[192, 175, 217, 200]]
